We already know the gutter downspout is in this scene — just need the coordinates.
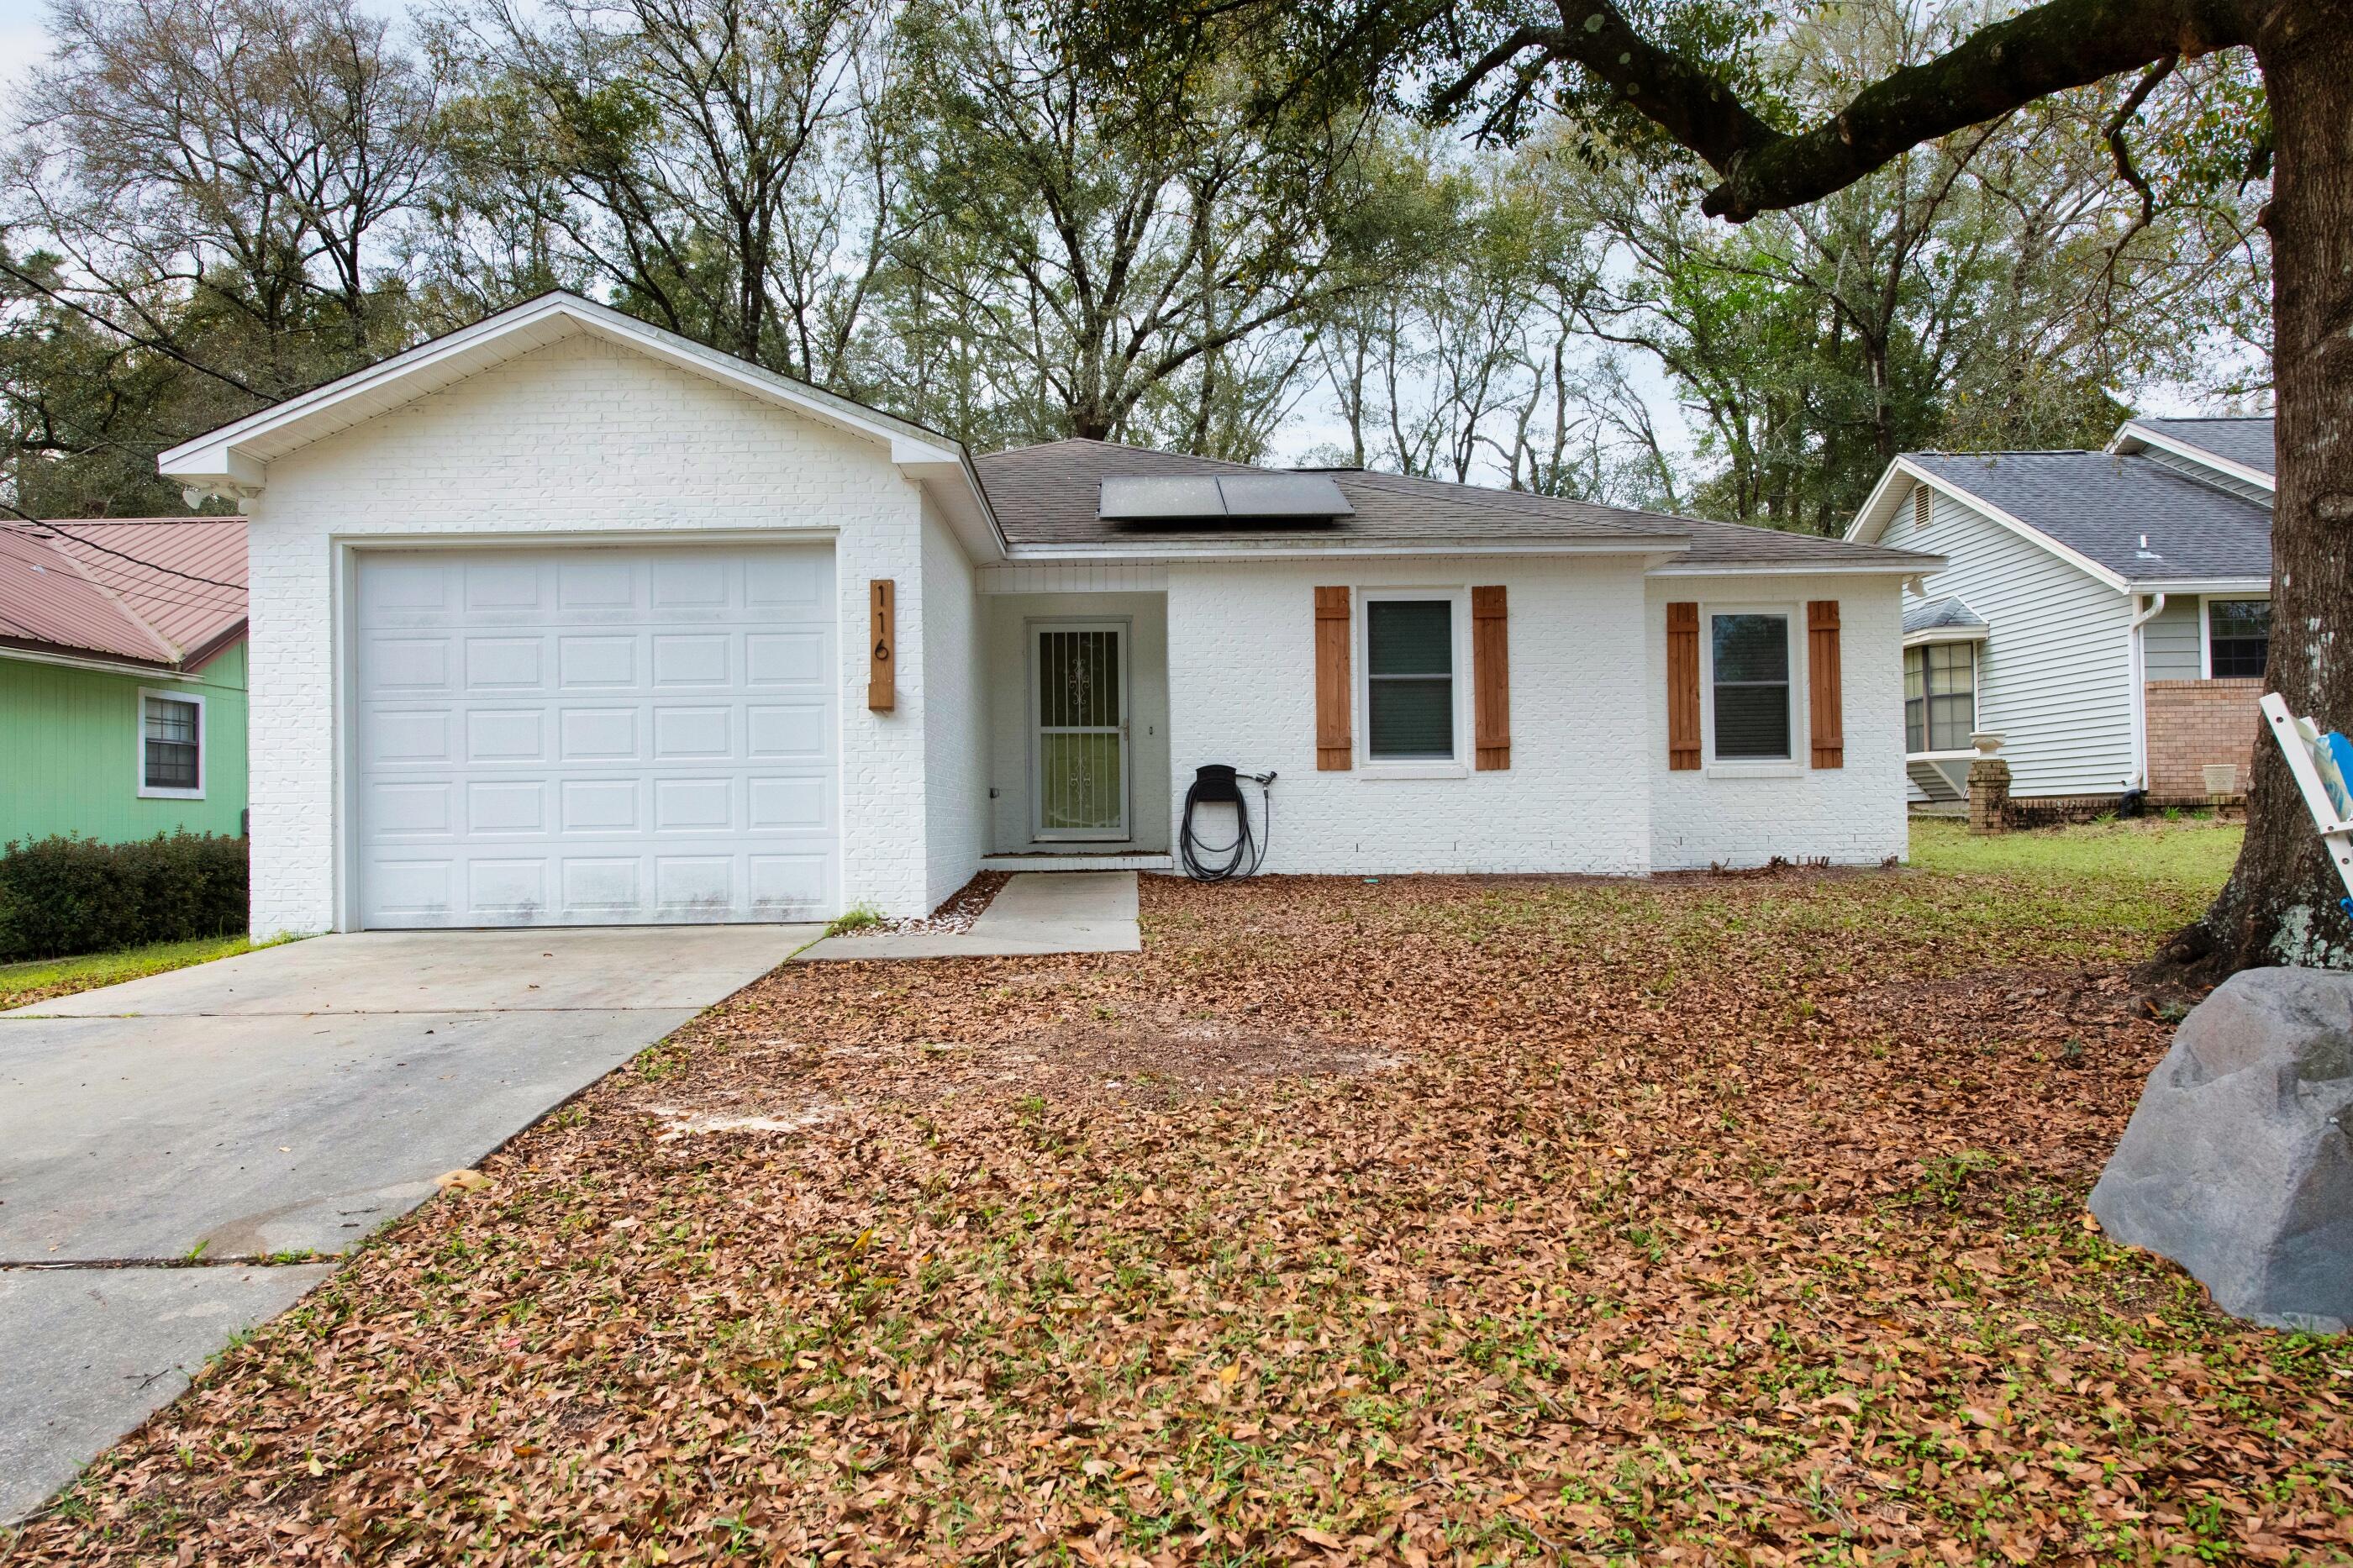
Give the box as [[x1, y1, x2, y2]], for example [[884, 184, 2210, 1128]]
[[2128, 592, 2167, 789]]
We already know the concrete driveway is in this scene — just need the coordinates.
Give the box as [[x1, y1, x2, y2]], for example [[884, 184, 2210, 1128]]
[[0, 923, 816, 1523]]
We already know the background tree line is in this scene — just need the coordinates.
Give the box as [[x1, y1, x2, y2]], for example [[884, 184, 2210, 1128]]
[[0, 0, 2267, 528]]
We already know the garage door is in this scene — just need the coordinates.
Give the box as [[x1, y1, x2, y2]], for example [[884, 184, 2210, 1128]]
[[354, 546, 838, 928]]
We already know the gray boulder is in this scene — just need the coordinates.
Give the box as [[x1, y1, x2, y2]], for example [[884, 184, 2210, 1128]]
[[2089, 966, 2353, 1332]]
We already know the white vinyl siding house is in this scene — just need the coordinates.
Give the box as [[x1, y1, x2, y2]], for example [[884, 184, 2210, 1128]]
[[1876, 484, 2137, 798], [1851, 418, 2272, 807]]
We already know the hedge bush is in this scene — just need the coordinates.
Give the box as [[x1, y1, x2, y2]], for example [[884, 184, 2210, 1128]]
[[0, 833, 248, 962]]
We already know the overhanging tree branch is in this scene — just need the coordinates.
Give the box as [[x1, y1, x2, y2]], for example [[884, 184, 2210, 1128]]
[[1439, 0, 2255, 222]]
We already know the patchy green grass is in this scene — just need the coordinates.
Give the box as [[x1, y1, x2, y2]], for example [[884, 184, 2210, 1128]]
[[823, 902, 885, 938], [1909, 812, 2241, 890], [0, 933, 267, 1011]]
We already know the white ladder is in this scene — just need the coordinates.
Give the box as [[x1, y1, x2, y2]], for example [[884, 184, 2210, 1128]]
[[2260, 691, 2353, 921]]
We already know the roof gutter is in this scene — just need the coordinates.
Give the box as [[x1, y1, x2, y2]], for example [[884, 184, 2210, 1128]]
[[0, 640, 206, 680]]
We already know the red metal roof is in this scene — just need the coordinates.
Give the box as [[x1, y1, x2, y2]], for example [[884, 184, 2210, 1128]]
[[0, 518, 247, 671]]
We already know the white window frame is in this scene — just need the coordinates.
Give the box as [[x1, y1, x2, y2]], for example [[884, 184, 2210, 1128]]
[[136, 687, 207, 800], [1699, 603, 1804, 777], [2201, 594, 2270, 681], [1355, 586, 1471, 779]]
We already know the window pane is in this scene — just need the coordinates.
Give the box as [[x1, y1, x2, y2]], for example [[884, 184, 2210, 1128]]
[[1903, 647, 1924, 702], [1369, 676, 1453, 758], [1929, 692, 1975, 752], [2209, 599, 2270, 639], [1712, 614, 1787, 681], [143, 697, 199, 789], [1929, 642, 1974, 691], [1367, 601, 1451, 676], [144, 697, 197, 745], [1905, 697, 1924, 754], [1714, 685, 1790, 759], [2209, 600, 2269, 679]]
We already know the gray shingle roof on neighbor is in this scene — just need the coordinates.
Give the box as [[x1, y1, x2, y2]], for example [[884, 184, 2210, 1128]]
[[1906, 450, 2271, 585], [1903, 596, 1987, 635], [973, 439, 1938, 569], [2134, 415, 2275, 478]]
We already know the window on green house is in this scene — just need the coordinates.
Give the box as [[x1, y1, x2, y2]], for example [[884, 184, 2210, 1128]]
[[140, 693, 203, 796]]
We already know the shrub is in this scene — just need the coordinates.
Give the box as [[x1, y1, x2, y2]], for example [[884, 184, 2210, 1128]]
[[0, 833, 248, 961]]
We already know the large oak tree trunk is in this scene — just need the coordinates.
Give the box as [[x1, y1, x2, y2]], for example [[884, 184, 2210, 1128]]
[[2160, 3, 2353, 980]]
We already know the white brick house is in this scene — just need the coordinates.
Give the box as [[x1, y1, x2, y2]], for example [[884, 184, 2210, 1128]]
[[161, 293, 1938, 934]]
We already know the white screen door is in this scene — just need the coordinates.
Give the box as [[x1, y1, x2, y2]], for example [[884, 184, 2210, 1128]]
[[1033, 624, 1129, 840]]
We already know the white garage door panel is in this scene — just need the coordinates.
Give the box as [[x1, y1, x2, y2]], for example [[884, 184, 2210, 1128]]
[[355, 546, 838, 929]]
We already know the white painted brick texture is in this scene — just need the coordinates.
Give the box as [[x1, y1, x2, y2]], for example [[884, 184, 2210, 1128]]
[[245, 331, 939, 934], [919, 501, 990, 907], [1164, 557, 1656, 875], [1645, 575, 1909, 869]]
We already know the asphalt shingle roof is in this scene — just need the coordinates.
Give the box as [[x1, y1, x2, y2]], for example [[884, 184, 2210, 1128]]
[[975, 439, 1937, 569], [1903, 596, 1987, 635], [2135, 416, 2275, 479], [1906, 450, 2269, 585]]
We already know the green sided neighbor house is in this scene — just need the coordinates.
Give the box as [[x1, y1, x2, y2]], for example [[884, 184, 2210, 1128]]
[[0, 518, 249, 845]]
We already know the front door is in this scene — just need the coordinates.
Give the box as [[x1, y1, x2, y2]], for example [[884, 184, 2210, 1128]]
[[1033, 623, 1129, 841]]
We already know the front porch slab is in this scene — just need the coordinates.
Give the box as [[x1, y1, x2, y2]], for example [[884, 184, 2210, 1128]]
[[796, 871, 1141, 960]]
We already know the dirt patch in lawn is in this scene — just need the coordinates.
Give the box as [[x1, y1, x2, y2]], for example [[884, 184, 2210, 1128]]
[[13, 871, 2351, 1566]]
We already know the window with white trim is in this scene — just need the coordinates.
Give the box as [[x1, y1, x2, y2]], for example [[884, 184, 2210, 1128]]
[[1904, 643, 1976, 753], [1365, 598, 1455, 760], [1708, 612, 1792, 760], [139, 692, 204, 797], [2207, 597, 2270, 680]]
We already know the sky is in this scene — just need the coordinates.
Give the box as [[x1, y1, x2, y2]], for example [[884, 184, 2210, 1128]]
[[0, 0, 49, 94], [0, 0, 2250, 487]]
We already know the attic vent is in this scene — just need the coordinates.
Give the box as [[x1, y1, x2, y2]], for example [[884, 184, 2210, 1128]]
[[1913, 485, 1930, 527], [1098, 473, 1354, 523]]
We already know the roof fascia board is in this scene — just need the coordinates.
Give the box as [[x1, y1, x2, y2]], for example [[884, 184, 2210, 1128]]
[[1647, 557, 1942, 577], [1845, 459, 1919, 544], [2108, 421, 2276, 492], [1003, 539, 1691, 562], [1903, 625, 1988, 647], [1877, 457, 2133, 592]]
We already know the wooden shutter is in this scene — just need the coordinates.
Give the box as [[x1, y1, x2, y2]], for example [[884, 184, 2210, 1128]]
[[1807, 599, 1844, 768], [1666, 601, 1701, 771], [1314, 586, 1351, 770], [1471, 585, 1510, 770]]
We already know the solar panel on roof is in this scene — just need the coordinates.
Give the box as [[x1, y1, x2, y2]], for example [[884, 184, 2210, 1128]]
[[1216, 474, 1353, 517], [1097, 472, 1352, 524], [1098, 476, 1226, 519]]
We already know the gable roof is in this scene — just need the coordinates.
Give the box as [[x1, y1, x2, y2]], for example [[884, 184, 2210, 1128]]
[[1903, 595, 1987, 639], [2112, 415, 2275, 487], [155, 291, 1005, 561], [0, 518, 247, 673], [976, 439, 1940, 571], [1850, 450, 2270, 592]]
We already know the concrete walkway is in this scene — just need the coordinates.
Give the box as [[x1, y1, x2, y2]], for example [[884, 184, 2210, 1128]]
[[0, 923, 816, 1523], [795, 871, 1141, 960]]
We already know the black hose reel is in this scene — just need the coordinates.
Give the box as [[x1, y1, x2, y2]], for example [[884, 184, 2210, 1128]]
[[1178, 764, 1276, 881]]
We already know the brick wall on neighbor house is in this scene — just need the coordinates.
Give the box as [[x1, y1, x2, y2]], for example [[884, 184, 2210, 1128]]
[[2145, 678, 2263, 797]]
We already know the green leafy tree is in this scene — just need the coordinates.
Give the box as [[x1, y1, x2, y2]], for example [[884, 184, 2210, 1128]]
[[1251, 0, 2328, 976]]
